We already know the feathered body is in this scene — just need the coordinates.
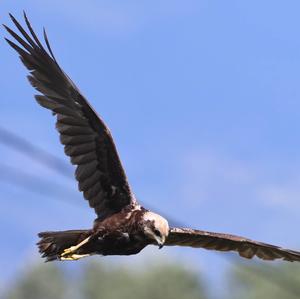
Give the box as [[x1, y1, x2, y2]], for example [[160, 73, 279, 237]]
[[5, 13, 300, 263], [38, 206, 156, 261]]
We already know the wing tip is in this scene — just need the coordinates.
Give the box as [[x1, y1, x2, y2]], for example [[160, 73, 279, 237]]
[[8, 12, 15, 20]]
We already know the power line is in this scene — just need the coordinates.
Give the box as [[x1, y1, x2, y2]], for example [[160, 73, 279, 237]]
[[1, 125, 300, 297], [0, 126, 72, 179], [2, 165, 300, 298], [0, 162, 83, 208], [0, 125, 182, 226]]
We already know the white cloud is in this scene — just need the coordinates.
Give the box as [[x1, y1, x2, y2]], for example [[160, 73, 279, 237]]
[[179, 149, 256, 205], [179, 148, 300, 213], [258, 179, 300, 210]]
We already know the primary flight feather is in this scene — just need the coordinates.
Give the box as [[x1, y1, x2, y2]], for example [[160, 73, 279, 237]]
[[4, 13, 300, 262]]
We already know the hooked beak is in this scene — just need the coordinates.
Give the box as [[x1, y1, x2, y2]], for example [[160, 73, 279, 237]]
[[155, 235, 165, 249], [143, 226, 167, 249]]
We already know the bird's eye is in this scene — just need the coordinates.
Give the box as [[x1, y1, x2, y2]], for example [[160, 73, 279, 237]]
[[154, 229, 161, 237]]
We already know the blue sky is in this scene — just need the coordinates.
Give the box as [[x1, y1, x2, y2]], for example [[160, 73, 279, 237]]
[[2, 0, 300, 294]]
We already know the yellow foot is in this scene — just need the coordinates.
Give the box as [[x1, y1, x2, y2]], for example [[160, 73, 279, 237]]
[[61, 236, 91, 257], [61, 246, 77, 257], [60, 253, 92, 261]]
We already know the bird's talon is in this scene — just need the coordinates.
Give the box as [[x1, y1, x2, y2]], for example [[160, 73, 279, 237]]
[[60, 253, 91, 261], [61, 247, 75, 257]]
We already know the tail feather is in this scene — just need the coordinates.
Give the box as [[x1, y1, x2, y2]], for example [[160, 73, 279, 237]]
[[37, 230, 91, 262]]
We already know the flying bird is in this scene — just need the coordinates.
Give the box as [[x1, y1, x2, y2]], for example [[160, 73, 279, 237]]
[[4, 13, 300, 263]]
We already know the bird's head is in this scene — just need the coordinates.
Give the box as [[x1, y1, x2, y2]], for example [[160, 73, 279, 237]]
[[142, 211, 169, 249]]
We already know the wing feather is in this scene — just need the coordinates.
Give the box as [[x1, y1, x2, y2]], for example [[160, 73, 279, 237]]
[[4, 13, 136, 220], [166, 228, 300, 262]]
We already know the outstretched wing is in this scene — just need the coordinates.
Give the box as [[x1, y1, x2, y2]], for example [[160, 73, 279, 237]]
[[165, 228, 300, 262], [4, 13, 136, 220]]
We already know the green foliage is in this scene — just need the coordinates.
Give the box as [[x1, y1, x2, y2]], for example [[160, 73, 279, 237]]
[[3, 260, 207, 299], [4, 263, 67, 299], [82, 261, 207, 299], [4, 258, 300, 299], [228, 262, 300, 299]]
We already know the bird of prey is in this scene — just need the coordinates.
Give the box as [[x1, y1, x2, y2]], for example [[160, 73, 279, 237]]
[[4, 13, 300, 263]]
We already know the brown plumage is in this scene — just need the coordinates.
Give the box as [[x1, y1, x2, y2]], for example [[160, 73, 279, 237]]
[[4, 12, 300, 263], [165, 228, 300, 262]]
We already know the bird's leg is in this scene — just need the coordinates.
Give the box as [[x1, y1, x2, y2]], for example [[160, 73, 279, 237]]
[[61, 236, 91, 257], [60, 253, 93, 261]]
